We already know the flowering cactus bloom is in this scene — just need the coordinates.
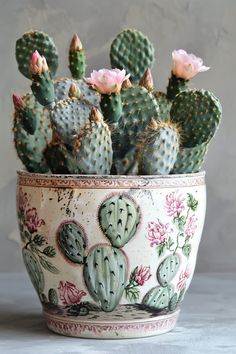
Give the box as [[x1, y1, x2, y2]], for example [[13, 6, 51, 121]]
[[172, 49, 210, 80], [134, 265, 152, 286], [30, 50, 49, 75], [58, 281, 86, 305], [12, 94, 25, 110], [85, 68, 130, 94]]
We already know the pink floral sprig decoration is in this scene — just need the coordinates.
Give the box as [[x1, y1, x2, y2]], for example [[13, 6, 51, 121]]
[[85, 68, 130, 124], [125, 265, 152, 302], [58, 281, 86, 305]]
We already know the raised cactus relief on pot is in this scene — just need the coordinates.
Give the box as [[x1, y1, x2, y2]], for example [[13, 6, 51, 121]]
[[157, 254, 180, 287], [98, 194, 140, 248]]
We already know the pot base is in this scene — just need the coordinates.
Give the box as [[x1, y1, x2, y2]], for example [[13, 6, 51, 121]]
[[43, 309, 180, 339]]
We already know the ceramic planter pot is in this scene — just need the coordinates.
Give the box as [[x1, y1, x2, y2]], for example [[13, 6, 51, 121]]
[[16, 171, 206, 339]]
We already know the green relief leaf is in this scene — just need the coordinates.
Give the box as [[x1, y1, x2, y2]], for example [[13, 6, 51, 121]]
[[38, 255, 59, 274], [166, 237, 174, 251], [182, 243, 192, 258], [178, 288, 186, 303], [187, 193, 198, 211], [129, 266, 139, 283], [33, 234, 46, 246], [157, 243, 166, 256], [24, 230, 31, 241], [174, 216, 186, 231], [43, 246, 56, 258], [125, 287, 140, 303]]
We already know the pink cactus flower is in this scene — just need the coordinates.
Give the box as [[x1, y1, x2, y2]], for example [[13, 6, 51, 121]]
[[172, 49, 210, 80], [85, 68, 130, 94], [185, 215, 198, 238], [134, 265, 152, 286], [165, 191, 185, 218], [17, 188, 28, 212], [147, 219, 171, 247], [177, 267, 191, 290], [58, 281, 86, 305], [30, 50, 49, 75], [24, 207, 45, 233], [12, 94, 25, 110]]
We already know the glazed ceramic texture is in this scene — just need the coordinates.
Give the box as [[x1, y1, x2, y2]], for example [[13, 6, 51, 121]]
[[16, 171, 206, 339]]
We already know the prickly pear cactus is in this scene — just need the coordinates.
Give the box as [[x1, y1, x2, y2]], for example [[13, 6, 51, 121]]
[[48, 288, 58, 305], [15, 31, 58, 79], [142, 285, 174, 310], [170, 89, 222, 147], [98, 194, 140, 248], [44, 141, 78, 174], [83, 245, 128, 312], [110, 29, 155, 82], [168, 293, 178, 311], [157, 254, 180, 287], [119, 86, 160, 145], [58, 222, 87, 264], [153, 91, 172, 122], [13, 93, 51, 173], [22, 248, 44, 293]]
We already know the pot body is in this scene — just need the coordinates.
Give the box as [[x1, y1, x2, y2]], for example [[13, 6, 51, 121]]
[[17, 171, 206, 338]]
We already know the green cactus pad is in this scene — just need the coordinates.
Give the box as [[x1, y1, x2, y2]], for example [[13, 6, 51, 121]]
[[22, 248, 44, 293], [170, 89, 222, 147], [14, 93, 51, 173], [31, 71, 55, 107], [44, 142, 77, 174], [166, 74, 189, 100], [153, 91, 172, 122], [119, 86, 160, 145], [139, 121, 180, 175], [15, 30, 58, 79], [17, 106, 37, 135], [48, 288, 58, 305], [142, 285, 174, 310], [112, 148, 137, 175], [54, 78, 100, 107], [157, 254, 180, 287], [83, 245, 128, 312], [58, 222, 87, 264], [168, 293, 178, 311], [74, 113, 113, 174], [50, 97, 92, 146], [100, 93, 123, 124], [98, 194, 140, 248], [69, 50, 86, 79], [171, 141, 209, 174], [110, 29, 155, 82]]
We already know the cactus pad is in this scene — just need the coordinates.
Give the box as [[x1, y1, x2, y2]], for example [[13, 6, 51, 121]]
[[14, 93, 51, 172], [22, 248, 44, 293], [168, 293, 178, 311], [119, 86, 160, 145], [157, 254, 180, 287], [153, 91, 172, 122], [54, 78, 100, 107], [98, 194, 140, 248], [58, 222, 87, 264], [16, 31, 58, 79], [48, 288, 58, 305], [166, 74, 189, 100], [83, 245, 128, 312], [142, 285, 174, 310], [171, 141, 209, 174], [44, 142, 77, 174], [170, 89, 222, 147], [110, 29, 155, 82]]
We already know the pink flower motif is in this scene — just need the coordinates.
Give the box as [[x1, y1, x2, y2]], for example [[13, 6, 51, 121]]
[[58, 281, 86, 305], [185, 215, 198, 238], [30, 50, 49, 75], [172, 49, 210, 80], [85, 68, 130, 94], [165, 191, 185, 218], [24, 207, 45, 233], [177, 266, 191, 290], [17, 188, 29, 212], [134, 265, 152, 286], [12, 94, 25, 110], [147, 219, 171, 247]]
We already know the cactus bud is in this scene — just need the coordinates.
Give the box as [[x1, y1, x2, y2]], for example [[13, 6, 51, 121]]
[[12, 94, 25, 110], [122, 78, 132, 89], [30, 50, 49, 76], [147, 117, 159, 131], [69, 82, 81, 99], [89, 107, 103, 123], [139, 68, 154, 91], [70, 34, 83, 52]]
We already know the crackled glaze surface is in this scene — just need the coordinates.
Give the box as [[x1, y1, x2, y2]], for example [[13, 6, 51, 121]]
[[17, 171, 206, 338]]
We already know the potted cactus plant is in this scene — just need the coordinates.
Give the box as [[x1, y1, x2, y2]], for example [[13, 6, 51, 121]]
[[14, 28, 222, 338]]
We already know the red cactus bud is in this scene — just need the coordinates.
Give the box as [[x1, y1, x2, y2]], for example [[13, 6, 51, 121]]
[[69, 82, 81, 98], [122, 78, 132, 89], [12, 94, 25, 110], [89, 107, 103, 123], [70, 34, 83, 52], [139, 68, 154, 91], [30, 50, 49, 75]]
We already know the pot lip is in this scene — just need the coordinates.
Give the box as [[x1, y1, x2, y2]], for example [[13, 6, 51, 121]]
[[17, 170, 205, 181]]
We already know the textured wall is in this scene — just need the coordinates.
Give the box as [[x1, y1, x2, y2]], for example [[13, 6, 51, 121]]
[[0, 0, 235, 272]]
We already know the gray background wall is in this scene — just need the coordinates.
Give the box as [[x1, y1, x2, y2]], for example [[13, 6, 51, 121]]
[[0, 0, 235, 272]]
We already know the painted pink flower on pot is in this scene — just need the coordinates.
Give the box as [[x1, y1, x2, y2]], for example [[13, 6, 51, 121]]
[[24, 207, 45, 233], [184, 215, 198, 238], [125, 265, 152, 302], [17, 187, 29, 212], [177, 266, 191, 291], [165, 191, 185, 218], [58, 281, 86, 305]]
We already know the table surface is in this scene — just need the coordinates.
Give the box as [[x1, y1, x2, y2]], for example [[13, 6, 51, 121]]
[[0, 273, 235, 354]]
